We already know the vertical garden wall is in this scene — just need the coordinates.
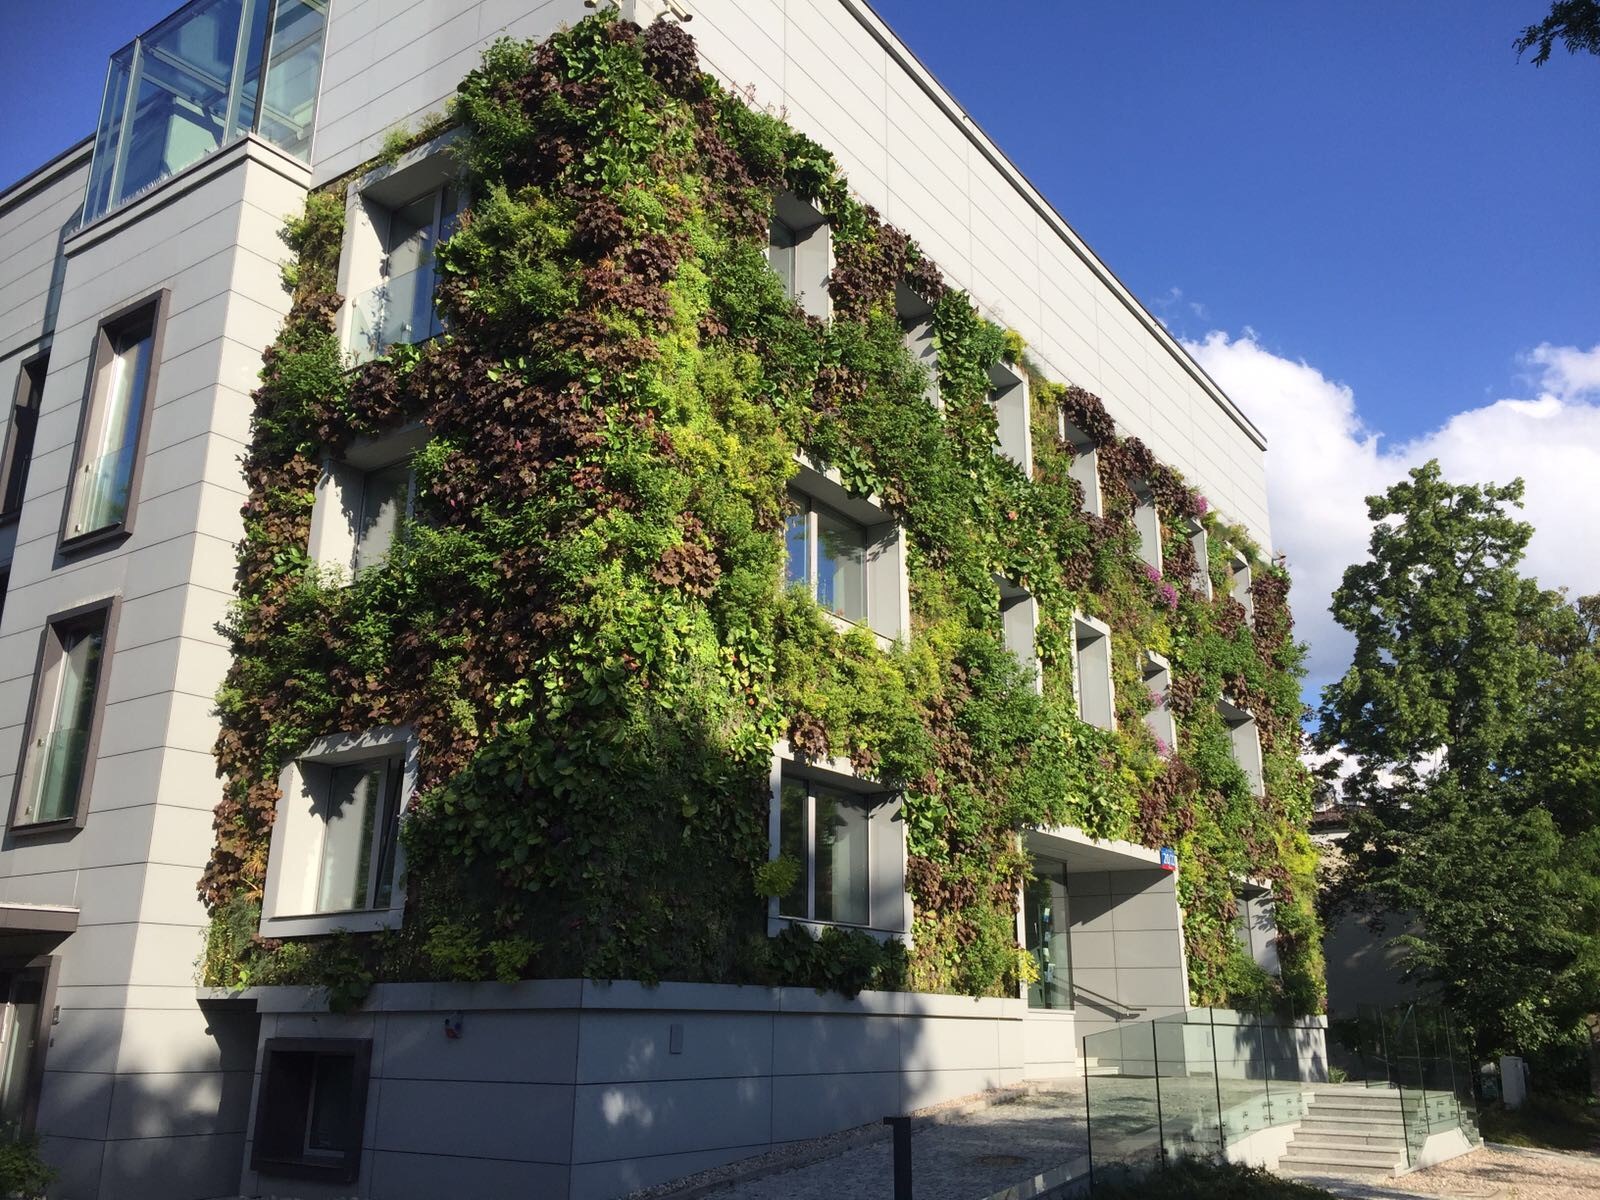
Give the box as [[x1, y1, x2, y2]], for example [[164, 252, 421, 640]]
[[200, 12, 1323, 1013]]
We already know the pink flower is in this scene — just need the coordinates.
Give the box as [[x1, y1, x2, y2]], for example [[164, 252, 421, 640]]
[[1142, 563, 1163, 583], [1159, 582, 1179, 612], [1155, 736, 1171, 757]]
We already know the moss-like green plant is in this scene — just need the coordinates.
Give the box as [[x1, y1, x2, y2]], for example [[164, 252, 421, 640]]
[[202, 13, 1321, 1011]]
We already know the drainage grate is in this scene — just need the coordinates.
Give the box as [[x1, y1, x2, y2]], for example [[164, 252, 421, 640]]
[[972, 1154, 1029, 1168]]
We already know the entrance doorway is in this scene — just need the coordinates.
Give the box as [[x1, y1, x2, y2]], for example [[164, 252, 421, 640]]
[[0, 969, 46, 1136], [1024, 861, 1073, 1009]]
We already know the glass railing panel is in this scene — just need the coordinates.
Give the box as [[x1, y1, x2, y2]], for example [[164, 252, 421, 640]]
[[1085, 1023, 1162, 1182], [85, 48, 136, 222], [1155, 1010, 1222, 1161], [256, 0, 326, 161], [67, 446, 136, 537], [348, 267, 442, 364], [22, 729, 92, 824]]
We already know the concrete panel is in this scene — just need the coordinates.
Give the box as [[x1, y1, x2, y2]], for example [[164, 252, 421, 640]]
[[36, 1068, 114, 1141], [97, 1131, 246, 1200], [900, 1014, 1002, 1073], [1069, 930, 1117, 969], [576, 1011, 771, 1084], [373, 1078, 573, 1162], [380, 1010, 579, 1084], [770, 1070, 898, 1140], [570, 1076, 773, 1163], [1115, 968, 1187, 1009], [569, 1143, 764, 1200], [105, 1069, 255, 1138], [1112, 928, 1185, 970], [900, 1065, 1004, 1110], [368, 1150, 571, 1200], [1109, 890, 1183, 933], [773, 1012, 899, 1075]]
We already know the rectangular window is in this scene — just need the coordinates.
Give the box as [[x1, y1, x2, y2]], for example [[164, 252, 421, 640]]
[[1229, 552, 1254, 624], [352, 186, 464, 361], [13, 601, 116, 830], [999, 578, 1041, 693], [1187, 519, 1212, 599], [1024, 862, 1073, 1010], [65, 297, 163, 545], [768, 217, 797, 299], [252, 1038, 371, 1184], [351, 460, 414, 573], [785, 492, 867, 625], [767, 192, 830, 320], [1071, 613, 1115, 731], [1143, 651, 1176, 755], [1, 356, 45, 519], [1060, 416, 1102, 517], [1218, 696, 1264, 798], [779, 776, 871, 927], [310, 756, 403, 914], [988, 360, 1031, 472], [1132, 481, 1161, 573]]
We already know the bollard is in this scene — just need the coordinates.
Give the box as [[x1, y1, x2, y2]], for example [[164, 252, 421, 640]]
[[883, 1115, 912, 1199]]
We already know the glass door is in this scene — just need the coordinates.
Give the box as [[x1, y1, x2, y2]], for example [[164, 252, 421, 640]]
[[1024, 861, 1072, 1009], [0, 971, 43, 1137]]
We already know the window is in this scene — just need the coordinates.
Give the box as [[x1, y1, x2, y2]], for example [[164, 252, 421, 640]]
[[351, 185, 464, 362], [307, 427, 427, 578], [1229, 551, 1254, 624], [82, 0, 327, 223], [998, 577, 1041, 693], [260, 727, 414, 937], [1132, 480, 1161, 572], [251, 1038, 371, 1184], [988, 360, 1031, 472], [63, 296, 164, 546], [1024, 861, 1072, 1010], [1059, 416, 1101, 517], [1142, 651, 1176, 755], [768, 192, 830, 320], [0, 356, 45, 521], [1187, 519, 1212, 599], [896, 283, 938, 408], [1235, 884, 1281, 976], [11, 599, 117, 832], [1218, 696, 1264, 798], [1071, 613, 1114, 731], [770, 751, 908, 937], [783, 463, 907, 644]]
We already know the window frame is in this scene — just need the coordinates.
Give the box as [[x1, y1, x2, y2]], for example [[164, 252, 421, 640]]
[[1187, 518, 1212, 599], [1059, 414, 1102, 517], [1218, 695, 1265, 798], [306, 425, 428, 580], [998, 575, 1041, 694], [778, 774, 874, 928], [57, 291, 168, 556], [251, 1037, 372, 1184], [0, 352, 48, 525], [768, 191, 831, 321], [1131, 479, 1162, 573], [1229, 551, 1254, 624], [1142, 650, 1176, 755], [8, 596, 121, 835], [783, 460, 908, 647], [1070, 612, 1115, 732], [988, 359, 1031, 473], [260, 725, 416, 939], [895, 283, 939, 409]]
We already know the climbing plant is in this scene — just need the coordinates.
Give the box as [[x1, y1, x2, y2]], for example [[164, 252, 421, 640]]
[[201, 12, 1321, 1013]]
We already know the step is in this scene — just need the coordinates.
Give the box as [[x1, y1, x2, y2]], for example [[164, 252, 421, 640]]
[[1309, 1095, 1404, 1112], [1290, 1134, 1407, 1152], [1296, 1118, 1407, 1137], [1279, 1158, 1399, 1180], [1282, 1148, 1402, 1170]]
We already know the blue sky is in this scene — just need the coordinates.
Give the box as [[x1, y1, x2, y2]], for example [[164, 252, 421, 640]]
[[3, 0, 1597, 702]]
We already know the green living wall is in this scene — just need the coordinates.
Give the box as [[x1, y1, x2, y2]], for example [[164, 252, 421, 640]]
[[200, 12, 1322, 1012]]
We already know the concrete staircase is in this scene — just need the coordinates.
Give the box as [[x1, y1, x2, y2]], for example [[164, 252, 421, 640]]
[[1277, 1086, 1408, 1178]]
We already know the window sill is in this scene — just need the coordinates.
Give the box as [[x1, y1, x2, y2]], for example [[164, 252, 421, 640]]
[[7, 814, 84, 838], [1022, 1005, 1077, 1019], [767, 914, 909, 946], [253, 1155, 360, 1185], [57, 523, 130, 558], [820, 610, 895, 653], [261, 907, 403, 939], [0, 510, 19, 530]]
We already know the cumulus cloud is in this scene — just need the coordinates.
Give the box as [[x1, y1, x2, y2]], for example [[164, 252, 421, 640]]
[[1183, 334, 1600, 700]]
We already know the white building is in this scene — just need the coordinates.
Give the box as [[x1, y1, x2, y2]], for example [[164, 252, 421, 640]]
[[0, 2, 1275, 1197]]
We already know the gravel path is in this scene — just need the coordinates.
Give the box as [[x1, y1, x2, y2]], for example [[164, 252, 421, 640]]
[[1293, 1143, 1600, 1200], [683, 1083, 1088, 1200]]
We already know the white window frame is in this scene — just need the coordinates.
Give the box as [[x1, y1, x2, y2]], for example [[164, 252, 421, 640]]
[[335, 131, 467, 364], [1235, 881, 1281, 976], [261, 726, 417, 939], [784, 458, 909, 648], [896, 283, 939, 409], [997, 575, 1041, 694], [769, 192, 831, 321], [1142, 650, 1176, 755], [1132, 480, 1162, 573], [1229, 551, 1254, 624], [1218, 696, 1264, 798], [988, 359, 1031, 473], [1071, 612, 1115, 731], [1187, 518, 1212, 599], [767, 743, 910, 942], [307, 425, 429, 580], [1059, 414, 1102, 517]]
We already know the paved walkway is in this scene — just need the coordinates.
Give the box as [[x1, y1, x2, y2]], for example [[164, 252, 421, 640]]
[[671, 1083, 1089, 1200]]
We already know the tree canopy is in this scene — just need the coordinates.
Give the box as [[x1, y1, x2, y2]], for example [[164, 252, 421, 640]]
[[1318, 462, 1600, 1055], [1516, 1, 1600, 65]]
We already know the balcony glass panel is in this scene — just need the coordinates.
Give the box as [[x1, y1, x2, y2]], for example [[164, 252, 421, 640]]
[[82, 0, 327, 224]]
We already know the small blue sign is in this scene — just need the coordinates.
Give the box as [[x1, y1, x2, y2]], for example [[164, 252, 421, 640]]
[[1159, 847, 1178, 871]]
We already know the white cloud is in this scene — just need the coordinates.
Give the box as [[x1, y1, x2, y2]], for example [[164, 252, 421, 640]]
[[1183, 333, 1600, 700]]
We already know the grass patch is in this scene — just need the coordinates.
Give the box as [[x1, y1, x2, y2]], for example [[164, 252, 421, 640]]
[[1479, 1091, 1600, 1152], [1092, 1158, 1332, 1198]]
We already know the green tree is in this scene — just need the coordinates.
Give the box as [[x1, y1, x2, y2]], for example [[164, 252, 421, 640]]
[[1318, 462, 1600, 1058], [1516, 1, 1600, 65]]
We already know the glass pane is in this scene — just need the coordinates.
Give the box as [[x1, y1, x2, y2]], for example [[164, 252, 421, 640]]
[[0, 978, 42, 1131], [117, 0, 246, 204], [352, 462, 412, 572], [1024, 864, 1072, 1009], [72, 325, 154, 535], [783, 505, 808, 591], [815, 504, 866, 624], [256, 0, 326, 161], [31, 623, 106, 823], [778, 778, 807, 918], [3, 363, 43, 515], [814, 785, 868, 926], [1084, 1022, 1162, 1182], [315, 763, 383, 912], [768, 219, 796, 298], [370, 761, 402, 910], [84, 48, 135, 222], [306, 1053, 355, 1154]]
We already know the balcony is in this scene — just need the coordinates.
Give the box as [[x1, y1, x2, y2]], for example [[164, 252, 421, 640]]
[[82, 0, 327, 225]]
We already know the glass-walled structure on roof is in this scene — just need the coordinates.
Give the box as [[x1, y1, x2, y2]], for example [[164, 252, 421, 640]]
[[82, 0, 327, 224]]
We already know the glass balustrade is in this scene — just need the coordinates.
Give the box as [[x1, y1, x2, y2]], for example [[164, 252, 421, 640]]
[[26, 729, 92, 824], [82, 0, 327, 224]]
